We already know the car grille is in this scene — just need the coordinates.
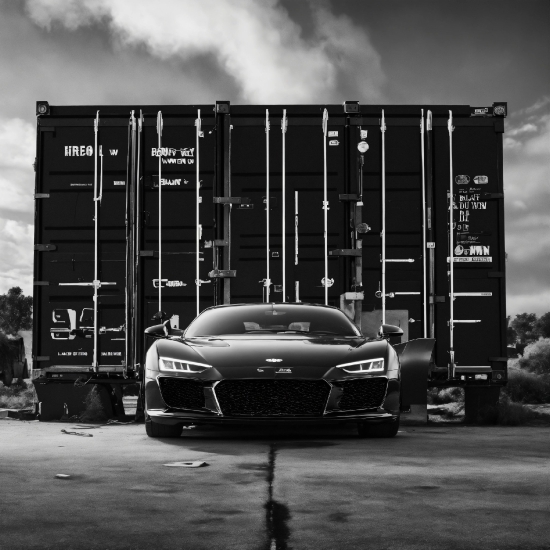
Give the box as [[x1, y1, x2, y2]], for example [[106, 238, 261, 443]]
[[338, 378, 388, 410], [214, 379, 331, 417], [158, 377, 205, 410]]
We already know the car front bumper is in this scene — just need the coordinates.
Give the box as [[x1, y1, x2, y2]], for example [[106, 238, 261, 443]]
[[145, 375, 400, 426]]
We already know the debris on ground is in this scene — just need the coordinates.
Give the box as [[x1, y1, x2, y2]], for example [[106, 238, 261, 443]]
[[71, 425, 101, 429], [61, 429, 93, 437], [163, 461, 208, 468], [55, 474, 71, 479]]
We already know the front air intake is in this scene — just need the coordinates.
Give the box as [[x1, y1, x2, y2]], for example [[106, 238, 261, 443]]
[[214, 379, 331, 417], [338, 378, 388, 411], [158, 377, 205, 410]]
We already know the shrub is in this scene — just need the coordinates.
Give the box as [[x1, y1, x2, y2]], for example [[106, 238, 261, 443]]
[[518, 338, 550, 375], [444, 401, 464, 418], [503, 369, 550, 403], [0, 331, 19, 375], [0, 380, 36, 409], [477, 394, 540, 426], [427, 386, 464, 405]]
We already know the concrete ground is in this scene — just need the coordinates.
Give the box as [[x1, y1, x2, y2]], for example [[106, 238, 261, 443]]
[[0, 420, 549, 550]]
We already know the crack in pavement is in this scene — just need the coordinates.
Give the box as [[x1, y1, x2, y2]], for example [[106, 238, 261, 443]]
[[264, 443, 291, 550]]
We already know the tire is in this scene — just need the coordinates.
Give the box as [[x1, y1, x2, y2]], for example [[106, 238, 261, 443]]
[[144, 401, 182, 438], [357, 417, 400, 438]]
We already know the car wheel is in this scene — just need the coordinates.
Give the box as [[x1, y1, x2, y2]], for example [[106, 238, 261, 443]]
[[144, 401, 183, 438], [357, 417, 400, 438]]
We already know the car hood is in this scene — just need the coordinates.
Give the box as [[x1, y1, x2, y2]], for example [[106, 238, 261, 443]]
[[156, 336, 388, 370]]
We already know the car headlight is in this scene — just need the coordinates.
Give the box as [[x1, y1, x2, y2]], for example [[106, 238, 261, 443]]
[[336, 358, 385, 373], [159, 357, 212, 373]]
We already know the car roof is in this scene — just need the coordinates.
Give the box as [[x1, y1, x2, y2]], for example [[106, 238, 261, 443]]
[[200, 302, 342, 313]]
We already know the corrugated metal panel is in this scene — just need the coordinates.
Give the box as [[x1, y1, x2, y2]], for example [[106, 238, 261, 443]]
[[33, 102, 507, 384]]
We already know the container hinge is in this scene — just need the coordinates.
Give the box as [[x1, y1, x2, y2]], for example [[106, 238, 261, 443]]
[[34, 356, 50, 361], [213, 197, 250, 205], [216, 102, 230, 114], [344, 292, 364, 300], [34, 244, 57, 252], [139, 250, 155, 257], [208, 269, 237, 278], [483, 192, 504, 199], [34, 193, 50, 199], [33, 281, 49, 286], [338, 194, 361, 202], [343, 101, 359, 113], [213, 240, 229, 247], [488, 272, 504, 278], [329, 249, 362, 257], [455, 366, 492, 374], [488, 357, 509, 363], [430, 295, 446, 303]]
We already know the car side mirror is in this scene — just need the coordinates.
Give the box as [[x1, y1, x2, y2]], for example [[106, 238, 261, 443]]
[[378, 324, 404, 339], [144, 320, 172, 338]]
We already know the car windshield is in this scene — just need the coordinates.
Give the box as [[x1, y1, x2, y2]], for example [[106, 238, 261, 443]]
[[185, 304, 361, 337]]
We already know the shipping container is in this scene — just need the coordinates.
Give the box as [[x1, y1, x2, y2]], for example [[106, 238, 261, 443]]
[[32, 101, 508, 419]]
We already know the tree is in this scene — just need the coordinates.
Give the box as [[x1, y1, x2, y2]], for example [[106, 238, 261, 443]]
[[0, 287, 33, 336], [506, 315, 517, 346], [535, 312, 550, 339], [518, 338, 550, 375], [511, 313, 538, 345]]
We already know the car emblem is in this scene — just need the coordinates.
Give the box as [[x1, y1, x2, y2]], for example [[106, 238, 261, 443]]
[[266, 358, 283, 362], [276, 368, 292, 374]]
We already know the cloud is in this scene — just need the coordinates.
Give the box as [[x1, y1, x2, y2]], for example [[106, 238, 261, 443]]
[[0, 117, 35, 222], [507, 291, 550, 320], [0, 219, 34, 296], [522, 95, 550, 115], [0, 117, 35, 295], [506, 123, 537, 137], [24, 0, 384, 104], [504, 97, 550, 316]]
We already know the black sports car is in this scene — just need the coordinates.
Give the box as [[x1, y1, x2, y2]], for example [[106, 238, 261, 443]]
[[143, 303, 406, 438]]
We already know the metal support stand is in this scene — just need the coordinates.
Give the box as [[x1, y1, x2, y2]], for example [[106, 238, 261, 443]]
[[381, 110, 386, 323], [295, 190, 299, 301], [448, 110, 455, 379], [125, 111, 136, 374], [223, 114, 232, 304], [426, 111, 436, 338], [322, 109, 329, 305], [195, 110, 203, 317], [354, 150, 365, 328], [133, 111, 143, 371], [93, 112, 100, 372], [421, 110, 427, 338], [157, 111, 163, 312], [281, 110, 287, 302], [265, 109, 271, 302]]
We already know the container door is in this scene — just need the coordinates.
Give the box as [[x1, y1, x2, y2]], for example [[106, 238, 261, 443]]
[[34, 117, 130, 373], [138, 108, 216, 338]]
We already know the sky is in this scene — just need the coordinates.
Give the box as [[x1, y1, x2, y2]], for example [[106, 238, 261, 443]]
[[0, 0, 548, 316]]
